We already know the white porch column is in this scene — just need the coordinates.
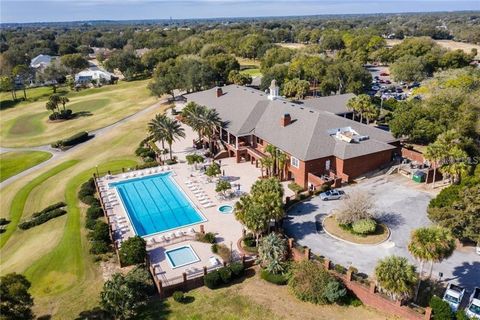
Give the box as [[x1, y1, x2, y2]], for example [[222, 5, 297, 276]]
[[227, 131, 230, 144], [235, 136, 239, 150]]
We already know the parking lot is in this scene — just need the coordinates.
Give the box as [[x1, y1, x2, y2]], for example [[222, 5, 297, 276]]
[[284, 174, 480, 292], [366, 65, 419, 101]]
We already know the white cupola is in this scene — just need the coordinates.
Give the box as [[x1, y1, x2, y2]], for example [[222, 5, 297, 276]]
[[268, 79, 280, 100]]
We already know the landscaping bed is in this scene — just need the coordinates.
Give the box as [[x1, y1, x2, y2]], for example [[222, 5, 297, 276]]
[[323, 215, 390, 245]]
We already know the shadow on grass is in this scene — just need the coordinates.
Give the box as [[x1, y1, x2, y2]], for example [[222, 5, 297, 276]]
[[138, 297, 171, 320], [75, 307, 111, 320], [73, 111, 94, 118]]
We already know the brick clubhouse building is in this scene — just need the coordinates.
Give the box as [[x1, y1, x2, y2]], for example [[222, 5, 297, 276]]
[[185, 81, 399, 189]]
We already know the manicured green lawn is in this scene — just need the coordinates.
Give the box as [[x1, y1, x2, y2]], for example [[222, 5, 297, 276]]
[[25, 160, 137, 298], [0, 160, 78, 248], [0, 151, 53, 182], [0, 79, 157, 147], [240, 68, 262, 77]]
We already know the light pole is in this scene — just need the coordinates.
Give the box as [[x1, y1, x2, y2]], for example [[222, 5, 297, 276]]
[[95, 165, 99, 177]]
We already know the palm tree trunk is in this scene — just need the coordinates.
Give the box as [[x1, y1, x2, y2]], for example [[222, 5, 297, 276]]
[[428, 261, 434, 279], [432, 167, 437, 189], [414, 260, 425, 302], [169, 143, 173, 160], [23, 87, 27, 100]]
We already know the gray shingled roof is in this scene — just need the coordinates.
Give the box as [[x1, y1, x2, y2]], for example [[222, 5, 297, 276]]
[[184, 85, 397, 161], [300, 93, 356, 115]]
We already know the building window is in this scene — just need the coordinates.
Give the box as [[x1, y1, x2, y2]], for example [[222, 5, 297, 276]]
[[291, 157, 300, 168]]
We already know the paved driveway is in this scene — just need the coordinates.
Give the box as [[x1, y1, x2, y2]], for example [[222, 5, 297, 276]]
[[284, 174, 480, 291]]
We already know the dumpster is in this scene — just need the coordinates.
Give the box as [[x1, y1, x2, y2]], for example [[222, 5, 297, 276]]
[[412, 171, 426, 183]]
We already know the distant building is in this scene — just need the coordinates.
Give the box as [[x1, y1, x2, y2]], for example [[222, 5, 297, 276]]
[[75, 69, 116, 85], [30, 54, 57, 70]]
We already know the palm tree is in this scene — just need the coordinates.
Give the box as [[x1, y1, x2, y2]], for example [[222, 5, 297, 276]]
[[424, 142, 444, 189], [181, 102, 205, 142], [260, 156, 274, 177], [265, 144, 278, 176], [199, 108, 222, 154], [59, 96, 69, 111], [375, 256, 418, 302], [48, 94, 62, 112], [277, 151, 288, 181], [162, 117, 186, 160], [408, 226, 455, 301], [257, 233, 288, 274], [148, 114, 168, 149], [45, 101, 57, 115], [441, 146, 469, 184]]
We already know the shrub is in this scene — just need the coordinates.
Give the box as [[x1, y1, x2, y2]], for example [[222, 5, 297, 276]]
[[143, 156, 154, 163], [429, 296, 454, 320], [0, 218, 9, 225], [229, 262, 245, 278], [456, 310, 469, 320], [90, 241, 109, 254], [120, 236, 147, 266], [89, 221, 110, 242], [165, 159, 177, 165], [196, 232, 216, 244], [204, 270, 221, 289], [352, 219, 377, 235], [334, 264, 347, 274], [18, 208, 67, 230], [320, 184, 331, 192], [81, 195, 100, 206], [260, 269, 288, 285], [136, 162, 160, 170], [31, 202, 66, 218], [289, 260, 346, 304], [86, 205, 104, 220], [257, 233, 288, 274], [172, 291, 185, 303], [135, 146, 149, 157], [288, 182, 304, 194], [211, 243, 218, 253], [85, 218, 97, 230], [126, 265, 156, 296], [216, 244, 231, 263], [61, 131, 90, 147], [243, 234, 256, 248], [218, 267, 232, 283]]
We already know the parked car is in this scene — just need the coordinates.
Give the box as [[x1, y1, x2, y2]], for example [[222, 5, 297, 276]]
[[466, 288, 480, 319], [380, 72, 389, 76], [320, 189, 345, 201], [443, 283, 465, 312], [372, 85, 380, 91], [476, 243, 480, 255], [385, 80, 391, 84]]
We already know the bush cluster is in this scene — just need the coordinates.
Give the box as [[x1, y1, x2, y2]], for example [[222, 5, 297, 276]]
[[196, 232, 216, 244], [288, 182, 304, 194], [211, 244, 231, 263], [51, 131, 90, 149], [203, 262, 245, 289], [289, 260, 347, 305], [135, 146, 156, 162], [260, 269, 288, 285], [119, 236, 147, 266], [172, 291, 185, 303], [243, 234, 256, 248], [31, 202, 66, 218], [429, 296, 454, 320], [48, 109, 73, 121], [352, 218, 377, 235], [18, 208, 67, 230]]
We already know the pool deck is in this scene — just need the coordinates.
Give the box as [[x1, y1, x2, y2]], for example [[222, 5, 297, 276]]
[[96, 103, 294, 283]]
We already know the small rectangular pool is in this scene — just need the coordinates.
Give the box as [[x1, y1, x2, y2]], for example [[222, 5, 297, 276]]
[[165, 245, 200, 269], [110, 172, 206, 236]]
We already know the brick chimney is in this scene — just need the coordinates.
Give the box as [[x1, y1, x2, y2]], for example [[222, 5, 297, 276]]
[[216, 87, 223, 97], [281, 113, 291, 127]]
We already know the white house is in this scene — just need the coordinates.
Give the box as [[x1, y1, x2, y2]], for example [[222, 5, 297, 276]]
[[30, 54, 56, 69], [75, 69, 115, 84]]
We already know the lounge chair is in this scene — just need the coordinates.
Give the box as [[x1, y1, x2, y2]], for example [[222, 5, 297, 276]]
[[203, 202, 215, 208], [175, 231, 183, 237], [209, 257, 220, 267]]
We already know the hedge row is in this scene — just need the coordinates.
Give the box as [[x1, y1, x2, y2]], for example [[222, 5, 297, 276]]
[[204, 262, 244, 289], [51, 131, 90, 148], [32, 202, 66, 218], [19, 208, 67, 230]]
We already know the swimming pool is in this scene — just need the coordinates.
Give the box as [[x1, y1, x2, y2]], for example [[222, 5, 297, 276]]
[[165, 245, 200, 269], [110, 172, 206, 236]]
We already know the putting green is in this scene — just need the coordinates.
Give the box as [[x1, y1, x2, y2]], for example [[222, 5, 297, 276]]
[[0, 151, 53, 182]]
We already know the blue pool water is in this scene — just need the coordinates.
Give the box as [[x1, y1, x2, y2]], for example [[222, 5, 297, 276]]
[[110, 173, 205, 236], [166, 245, 200, 268], [218, 205, 233, 213]]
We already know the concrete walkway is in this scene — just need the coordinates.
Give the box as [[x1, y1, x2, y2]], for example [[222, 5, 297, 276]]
[[0, 99, 167, 189]]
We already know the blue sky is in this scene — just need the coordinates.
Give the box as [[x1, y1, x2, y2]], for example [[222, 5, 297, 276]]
[[1, 0, 479, 23]]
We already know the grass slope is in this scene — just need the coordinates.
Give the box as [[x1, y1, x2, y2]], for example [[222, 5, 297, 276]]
[[0, 160, 78, 248], [0, 151, 53, 182]]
